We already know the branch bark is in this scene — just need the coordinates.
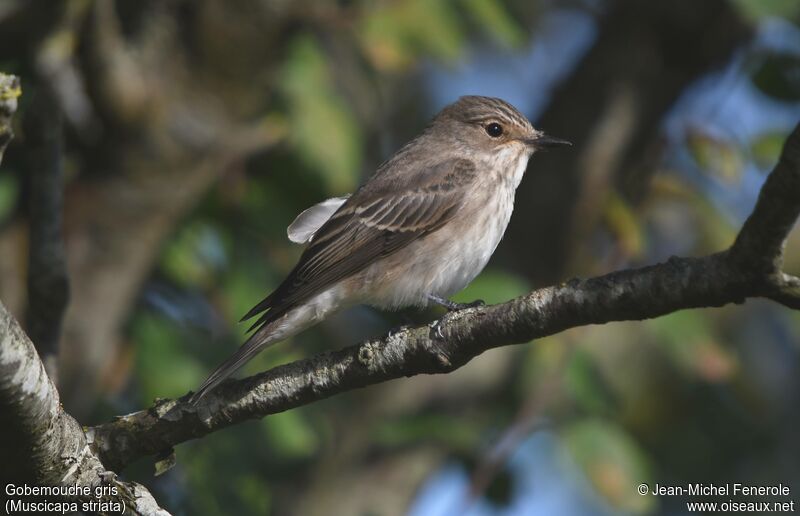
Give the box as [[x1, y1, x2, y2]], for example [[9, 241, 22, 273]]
[[0, 73, 20, 165], [0, 301, 171, 515], [0, 69, 169, 516], [89, 122, 800, 474]]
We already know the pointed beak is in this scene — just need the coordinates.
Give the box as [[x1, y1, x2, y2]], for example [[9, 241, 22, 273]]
[[522, 133, 572, 149]]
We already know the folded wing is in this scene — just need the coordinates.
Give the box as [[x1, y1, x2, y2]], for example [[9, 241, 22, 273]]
[[242, 158, 476, 332]]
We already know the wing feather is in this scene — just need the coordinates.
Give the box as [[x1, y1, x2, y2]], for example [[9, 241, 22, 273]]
[[242, 158, 476, 331]]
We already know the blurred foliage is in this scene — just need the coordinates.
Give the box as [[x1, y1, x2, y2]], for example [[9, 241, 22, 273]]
[[359, 0, 523, 71], [0, 172, 18, 221], [563, 419, 654, 513], [751, 131, 789, 169], [280, 36, 363, 193], [732, 0, 800, 22], [132, 312, 205, 402], [161, 220, 229, 289], [565, 348, 617, 414], [372, 414, 481, 451], [604, 192, 645, 258], [451, 268, 530, 305], [260, 410, 320, 459], [651, 311, 738, 383], [687, 130, 744, 184], [360, 0, 466, 68]]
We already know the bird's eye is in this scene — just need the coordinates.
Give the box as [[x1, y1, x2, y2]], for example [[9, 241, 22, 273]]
[[485, 123, 504, 138]]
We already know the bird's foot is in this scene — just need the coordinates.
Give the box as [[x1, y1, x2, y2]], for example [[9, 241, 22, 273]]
[[429, 307, 475, 340], [456, 299, 485, 310], [429, 318, 446, 340], [427, 294, 485, 312], [387, 324, 411, 338]]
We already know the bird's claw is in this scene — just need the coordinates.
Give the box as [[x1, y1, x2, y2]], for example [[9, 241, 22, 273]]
[[428, 294, 485, 312], [387, 324, 411, 338], [457, 299, 485, 310], [429, 319, 445, 340]]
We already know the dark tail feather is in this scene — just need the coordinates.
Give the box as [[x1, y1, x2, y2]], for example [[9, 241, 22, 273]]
[[189, 330, 276, 404], [240, 293, 275, 322]]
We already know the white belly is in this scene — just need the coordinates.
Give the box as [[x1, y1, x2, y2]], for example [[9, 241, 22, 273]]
[[356, 147, 530, 309], [363, 173, 520, 309], [422, 194, 513, 297]]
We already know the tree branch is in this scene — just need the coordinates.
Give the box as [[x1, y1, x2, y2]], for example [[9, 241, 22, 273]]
[[0, 73, 170, 516], [765, 272, 800, 309], [88, 121, 800, 473], [1, 292, 170, 514], [730, 124, 800, 272], [0, 73, 20, 165]]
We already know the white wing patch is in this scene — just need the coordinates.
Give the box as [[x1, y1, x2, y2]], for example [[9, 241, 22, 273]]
[[287, 195, 350, 244]]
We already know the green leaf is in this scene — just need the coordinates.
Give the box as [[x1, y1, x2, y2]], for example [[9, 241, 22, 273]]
[[234, 476, 271, 515], [260, 409, 319, 458], [372, 414, 480, 450], [220, 263, 278, 341], [731, 0, 800, 21], [564, 349, 616, 413], [411, 0, 466, 62], [462, 0, 525, 48], [604, 192, 645, 258], [0, 172, 18, 221], [686, 130, 743, 184], [649, 311, 737, 382], [160, 220, 228, 288], [562, 419, 654, 514], [280, 35, 362, 193], [360, 7, 417, 70], [359, 0, 465, 69], [751, 131, 788, 170], [451, 267, 529, 305], [132, 313, 205, 401], [649, 308, 712, 345], [517, 335, 570, 395]]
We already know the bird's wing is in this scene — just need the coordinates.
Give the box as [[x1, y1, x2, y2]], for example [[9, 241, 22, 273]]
[[242, 158, 476, 331], [287, 195, 351, 244]]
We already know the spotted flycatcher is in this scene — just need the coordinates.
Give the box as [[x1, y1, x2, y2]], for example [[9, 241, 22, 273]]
[[191, 96, 570, 402]]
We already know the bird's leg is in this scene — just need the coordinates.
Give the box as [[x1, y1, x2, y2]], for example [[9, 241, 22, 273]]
[[427, 294, 485, 311], [387, 326, 408, 338], [427, 294, 485, 340]]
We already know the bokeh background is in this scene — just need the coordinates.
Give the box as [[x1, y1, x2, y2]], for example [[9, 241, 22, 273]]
[[1, 0, 800, 514]]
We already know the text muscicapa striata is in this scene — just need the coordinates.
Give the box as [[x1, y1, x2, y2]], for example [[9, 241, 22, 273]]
[[191, 95, 570, 402]]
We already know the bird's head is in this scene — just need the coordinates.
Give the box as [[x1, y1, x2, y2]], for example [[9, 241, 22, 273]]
[[433, 95, 570, 156]]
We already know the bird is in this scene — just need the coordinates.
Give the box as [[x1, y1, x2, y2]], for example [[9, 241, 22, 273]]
[[190, 95, 570, 403]]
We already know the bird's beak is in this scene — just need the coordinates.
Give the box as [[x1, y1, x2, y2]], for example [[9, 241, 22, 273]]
[[522, 133, 572, 149]]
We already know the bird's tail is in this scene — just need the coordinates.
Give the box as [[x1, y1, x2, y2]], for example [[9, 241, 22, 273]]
[[189, 290, 341, 404], [189, 327, 279, 404]]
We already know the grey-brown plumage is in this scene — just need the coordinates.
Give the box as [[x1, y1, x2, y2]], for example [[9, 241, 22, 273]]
[[190, 96, 569, 403]]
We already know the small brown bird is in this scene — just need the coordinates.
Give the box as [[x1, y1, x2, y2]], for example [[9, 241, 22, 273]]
[[191, 96, 569, 402]]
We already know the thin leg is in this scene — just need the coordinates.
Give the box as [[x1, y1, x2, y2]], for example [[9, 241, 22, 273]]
[[427, 294, 485, 312], [387, 325, 408, 338]]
